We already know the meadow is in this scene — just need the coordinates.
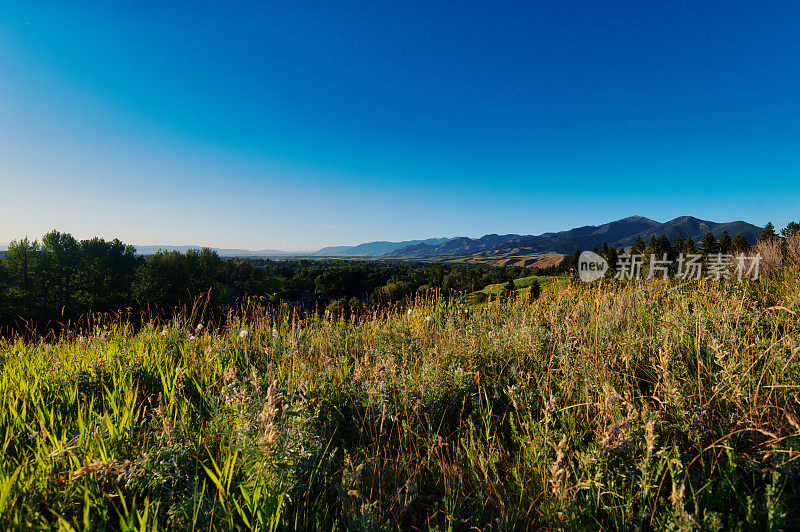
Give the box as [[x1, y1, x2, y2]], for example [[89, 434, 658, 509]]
[[1, 266, 799, 530]]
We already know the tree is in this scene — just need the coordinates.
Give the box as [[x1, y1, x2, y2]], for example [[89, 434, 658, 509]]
[[500, 279, 515, 299], [655, 234, 672, 256], [759, 222, 777, 242], [40, 230, 81, 318], [732, 235, 750, 253], [528, 279, 541, 302], [672, 233, 686, 254], [647, 234, 658, 252], [700, 232, 718, 255], [718, 231, 732, 254], [1, 238, 42, 321], [632, 235, 646, 254], [0, 258, 6, 316], [132, 251, 190, 310], [781, 221, 800, 237], [558, 250, 581, 275], [78, 237, 138, 312], [606, 246, 618, 275]]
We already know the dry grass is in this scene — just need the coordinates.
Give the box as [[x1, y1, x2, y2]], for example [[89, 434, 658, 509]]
[[1, 269, 799, 529]]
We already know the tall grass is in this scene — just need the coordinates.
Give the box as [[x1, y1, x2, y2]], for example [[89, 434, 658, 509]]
[[1, 268, 799, 529]]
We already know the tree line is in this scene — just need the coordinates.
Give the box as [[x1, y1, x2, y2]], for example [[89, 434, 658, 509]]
[[556, 222, 797, 275], [0, 231, 535, 334]]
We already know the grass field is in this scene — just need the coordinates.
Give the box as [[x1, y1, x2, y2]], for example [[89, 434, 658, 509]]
[[2, 268, 800, 530], [476, 274, 563, 296]]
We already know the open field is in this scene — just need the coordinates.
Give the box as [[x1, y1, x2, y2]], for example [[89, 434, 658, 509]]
[[386, 252, 565, 268], [475, 274, 564, 296], [2, 267, 800, 530]]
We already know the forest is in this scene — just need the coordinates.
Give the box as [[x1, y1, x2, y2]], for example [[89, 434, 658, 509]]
[[0, 231, 540, 333]]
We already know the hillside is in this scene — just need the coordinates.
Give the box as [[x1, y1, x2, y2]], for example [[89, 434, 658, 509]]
[[614, 216, 762, 248], [388, 216, 763, 257], [312, 237, 451, 257], [385, 234, 520, 257]]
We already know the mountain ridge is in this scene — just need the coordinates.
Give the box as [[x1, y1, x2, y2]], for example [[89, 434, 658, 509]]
[[386, 216, 763, 258], [312, 238, 452, 257], [0, 217, 764, 258]]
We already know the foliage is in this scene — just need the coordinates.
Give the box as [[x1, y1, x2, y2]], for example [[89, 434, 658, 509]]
[[0, 231, 534, 335]]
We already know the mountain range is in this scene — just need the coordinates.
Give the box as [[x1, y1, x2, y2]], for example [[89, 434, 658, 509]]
[[312, 238, 451, 257], [0, 216, 764, 258], [385, 216, 763, 258], [129, 238, 453, 258]]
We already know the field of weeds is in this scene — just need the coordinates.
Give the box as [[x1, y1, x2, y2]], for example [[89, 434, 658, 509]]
[[1, 268, 799, 530]]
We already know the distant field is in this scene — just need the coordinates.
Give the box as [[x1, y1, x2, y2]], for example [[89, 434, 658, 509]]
[[477, 274, 564, 295], [394, 251, 565, 267]]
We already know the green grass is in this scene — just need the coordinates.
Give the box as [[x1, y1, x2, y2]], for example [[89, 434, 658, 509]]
[[1, 268, 800, 529], [477, 274, 562, 295]]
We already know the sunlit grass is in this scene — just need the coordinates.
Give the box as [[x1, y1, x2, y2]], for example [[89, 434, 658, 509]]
[[1, 269, 799, 529]]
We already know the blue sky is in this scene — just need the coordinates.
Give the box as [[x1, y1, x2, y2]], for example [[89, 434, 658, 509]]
[[1, 2, 798, 250]]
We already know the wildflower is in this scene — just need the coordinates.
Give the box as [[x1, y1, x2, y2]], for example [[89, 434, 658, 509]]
[[601, 411, 639, 453], [196, 323, 203, 331], [188, 335, 196, 341], [78, 336, 85, 343], [645, 419, 658, 456], [272, 328, 279, 338], [29, 432, 38, 440], [549, 434, 568, 497], [407, 309, 412, 315], [670, 482, 685, 506], [425, 315, 432, 322], [257, 380, 281, 451], [543, 395, 557, 424], [505, 384, 520, 411], [239, 330, 248, 338], [250, 365, 261, 389], [161, 328, 168, 337]]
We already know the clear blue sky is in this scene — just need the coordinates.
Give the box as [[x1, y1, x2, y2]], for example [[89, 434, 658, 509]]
[[1, 2, 798, 250]]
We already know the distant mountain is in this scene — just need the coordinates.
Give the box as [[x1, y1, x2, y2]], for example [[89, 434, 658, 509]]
[[614, 216, 762, 248], [4, 217, 761, 260], [312, 238, 452, 257], [132, 238, 454, 258], [493, 215, 662, 255], [133, 245, 303, 257], [387, 216, 763, 257], [385, 234, 521, 257]]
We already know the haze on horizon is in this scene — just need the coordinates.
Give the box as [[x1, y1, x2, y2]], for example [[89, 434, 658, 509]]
[[1, 2, 798, 251]]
